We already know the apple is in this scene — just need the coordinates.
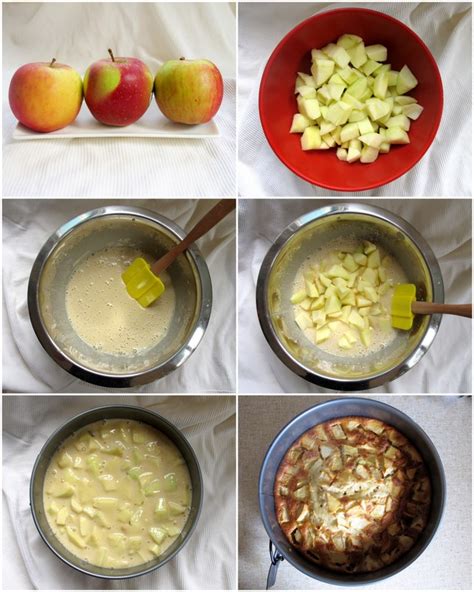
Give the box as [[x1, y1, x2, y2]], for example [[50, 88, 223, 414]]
[[154, 58, 223, 124], [84, 49, 153, 126], [9, 58, 83, 133]]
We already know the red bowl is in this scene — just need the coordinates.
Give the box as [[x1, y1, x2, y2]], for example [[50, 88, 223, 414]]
[[259, 8, 443, 192]]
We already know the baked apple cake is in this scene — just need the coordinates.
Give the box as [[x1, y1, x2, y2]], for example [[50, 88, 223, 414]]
[[274, 416, 431, 573]]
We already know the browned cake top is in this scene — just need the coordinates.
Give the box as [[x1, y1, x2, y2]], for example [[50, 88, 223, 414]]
[[274, 416, 431, 573]]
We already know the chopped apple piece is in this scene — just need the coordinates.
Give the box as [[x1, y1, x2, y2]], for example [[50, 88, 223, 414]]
[[348, 309, 365, 330], [290, 289, 306, 305], [290, 113, 313, 133], [56, 507, 69, 525], [354, 252, 367, 266], [295, 311, 313, 331], [301, 126, 322, 150], [396, 65, 418, 95], [315, 326, 331, 344], [366, 44, 387, 62], [311, 59, 335, 86]]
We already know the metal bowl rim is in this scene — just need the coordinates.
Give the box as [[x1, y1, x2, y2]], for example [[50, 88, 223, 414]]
[[30, 404, 203, 580]]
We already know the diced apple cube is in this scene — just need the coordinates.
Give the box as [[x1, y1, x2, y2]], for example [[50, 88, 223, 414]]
[[301, 126, 322, 150], [360, 59, 381, 76], [297, 72, 317, 88], [298, 85, 317, 99], [342, 253, 358, 272], [340, 122, 360, 143], [402, 103, 424, 120], [367, 249, 381, 268], [295, 311, 312, 331], [336, 147, 347, 161], [341, 290, 356, 306], [290, 289, 307, 305], [359, 306, 371, 316], [311, 309, 326, 326], [363, 241, 376, 254], [354, 252, 367, 266], [56, 507, 69, 525], [347, 42, 367, 68], [319, 120, 336, 135], [348, 109, 365, 122], [329, 73, 347, 86], [385, 126, 410, 144], [327, 264, 350, 280], [311, 295, 325, 310], [357, 117, 374, 135], [299, 297, 312, 311], [322, 133, 336, 148], [337, 34, 363, 49], [323, 43, 351, 68], [319, 273, 332, 288], [341, 305, 351, 323], [326, 101, 352, 126], [365, 98, 391, 121], [373, 71, 388, 99], [396, 65, 418, 95], [363, 286, 379, 303], [290, 114, 313, 133], [338, 336, 352, 350], [325, 293, 342, 315], [346, 77, 368, 99], [386, 114, 410, 131], [315, 326, 331, 344], [348, 309, 365, 329], [366, 44, 387, 62], [299, 98, 321, 120], [356, 295, 372, 307], [360, 146, 379, 163], [359, 133, 383, 148], [361, 267, 378, 285], [311, 59, 335, 86], [340, 92, 364, 110]]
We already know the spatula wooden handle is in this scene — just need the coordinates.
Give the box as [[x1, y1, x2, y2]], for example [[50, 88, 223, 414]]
[[151, 199, 236, 276], [412, 301, 472, 318]]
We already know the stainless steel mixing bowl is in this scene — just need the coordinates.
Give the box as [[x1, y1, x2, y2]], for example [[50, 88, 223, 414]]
[[259, 397, 445, 587], [28, 206, 212, 388], [256, 203, 443, 390], [30, 404, 203, 579]]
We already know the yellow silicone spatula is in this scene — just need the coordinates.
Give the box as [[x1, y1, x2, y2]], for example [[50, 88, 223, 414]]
[[122, 199, 236, 307], [391, 283, 472, 330]]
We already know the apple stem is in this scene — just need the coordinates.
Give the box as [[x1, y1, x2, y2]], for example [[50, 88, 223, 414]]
[[49, 58, 56, 68], [108, 49, 115, 62]]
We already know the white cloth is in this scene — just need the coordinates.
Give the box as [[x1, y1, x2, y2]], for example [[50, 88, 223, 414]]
[[3, 2, 236, 197], [238, 395, 472, 590], [238, 198, 472, 393], [2, 395, 236, 590], [3, 199, 236, 393], [238, 2, 472, 197]]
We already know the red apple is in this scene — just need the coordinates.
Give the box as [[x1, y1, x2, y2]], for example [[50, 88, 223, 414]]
[[84, 49, 153, 126], [9, 58, 83, 133], [154, 58, 223, 125]]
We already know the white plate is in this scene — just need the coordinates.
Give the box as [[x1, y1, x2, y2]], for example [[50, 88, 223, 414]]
[[12, 105, 219, 140]]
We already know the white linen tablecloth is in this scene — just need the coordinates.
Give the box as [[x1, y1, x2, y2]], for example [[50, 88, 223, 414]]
[[238, 198, 472, 393], [2, 395, 236, 590], [3, 2, 236, 197], [238, 395, 472, 590], [238, 2, 472, 197], [2, 199, 236, 393]]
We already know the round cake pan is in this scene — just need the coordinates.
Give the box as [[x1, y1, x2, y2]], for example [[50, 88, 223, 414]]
[[256, 203, 443, 390], [259, 397, 445, 586], [28, 206, 212, 388], [30, 404, 203, 579]]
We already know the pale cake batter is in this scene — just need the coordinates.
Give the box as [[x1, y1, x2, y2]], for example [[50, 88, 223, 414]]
[[44, 419, 192, 568], [65, 247, 175, 356], [292, 238, 408, 357]]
